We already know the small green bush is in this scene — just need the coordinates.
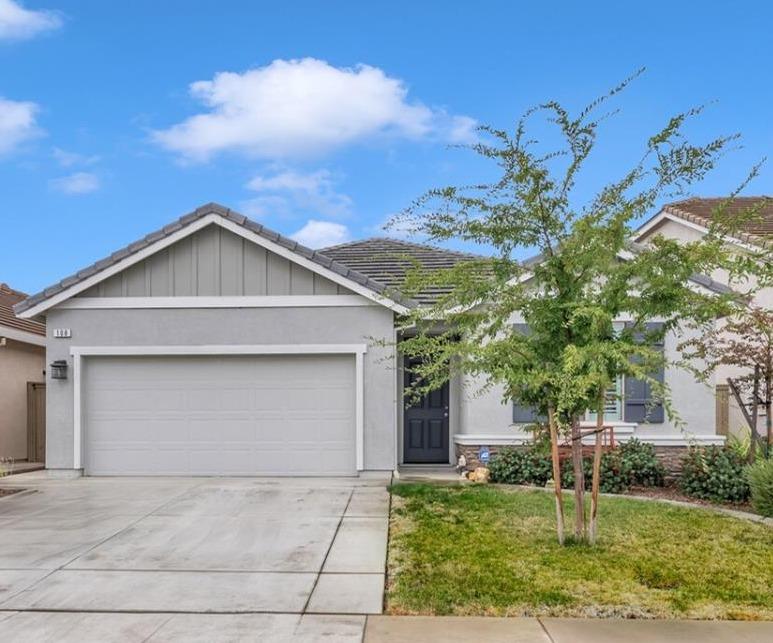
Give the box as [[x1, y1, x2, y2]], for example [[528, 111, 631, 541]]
[[679, 446, 750, 503], [560, 451, 629, 494], [746, 458, 773, 517], [619, 439, 665, 487], [488, 447, 552, 486], [488, 448, 529, 484], [490, 439, 666, 494]]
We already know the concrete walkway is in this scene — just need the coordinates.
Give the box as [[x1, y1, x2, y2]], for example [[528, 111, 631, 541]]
[[0, 471, 390, 640], [365, 616, 773, 643], [0, 612, 769, 641]]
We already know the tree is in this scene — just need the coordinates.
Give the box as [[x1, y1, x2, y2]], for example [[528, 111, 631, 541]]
[[681, 306, 773, 457], [389, 73, 762, 545]]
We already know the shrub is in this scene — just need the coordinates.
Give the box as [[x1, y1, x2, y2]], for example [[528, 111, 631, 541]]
[[490, 439, 666, 494], [619, 439, 665, 487], [488, 448, 529, 484], [488, 447, 552, 486], [746, 458, 773, 517], [679, 446, 750, 503], [560, 451, 629, 494]]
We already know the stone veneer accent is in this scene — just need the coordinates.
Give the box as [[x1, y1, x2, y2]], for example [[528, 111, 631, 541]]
[[455, 443, 690, 479]]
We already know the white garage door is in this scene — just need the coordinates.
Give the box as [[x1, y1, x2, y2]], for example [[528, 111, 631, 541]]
[[83, 354, 356, 476]]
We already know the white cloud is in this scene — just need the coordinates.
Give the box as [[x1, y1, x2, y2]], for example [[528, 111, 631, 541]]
[[239, 195, 291, 219], [244, 168, 352, 219], [52, 147, 100, 167], [290, 220, 350, 249], [49, 171, 100, 194], [0, 96, 40, 155], [153, 58, 475, 162], [0, 0, 61, 41], [447, 115, 479, 144], [247, 168, 332, 193]]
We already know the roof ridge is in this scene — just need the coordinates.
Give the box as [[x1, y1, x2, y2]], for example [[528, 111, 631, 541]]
[[317, 237, 387, 251], [320, 236, 485, 259], [0, 282, 28, 298], [667, 195, 772, 203]]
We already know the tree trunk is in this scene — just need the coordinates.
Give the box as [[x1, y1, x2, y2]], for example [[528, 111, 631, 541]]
[[570, 418, 586, 541], [547, 407, 565, 546], [589, 396, 604, 545], [765, 365, 772, 455], [750, 366, 761, 463]]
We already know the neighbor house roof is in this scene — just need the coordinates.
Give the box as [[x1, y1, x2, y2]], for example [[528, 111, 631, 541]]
[[320, 237, 482, 305], [0, 283, 45, 336], [14, 203, 418, 317], [519, 243, 735, 297], [662, 196, 773, 246]]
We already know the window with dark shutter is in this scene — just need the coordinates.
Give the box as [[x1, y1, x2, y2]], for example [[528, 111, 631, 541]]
[[623, 322, 665, 423], [511, 323, 545, 422]]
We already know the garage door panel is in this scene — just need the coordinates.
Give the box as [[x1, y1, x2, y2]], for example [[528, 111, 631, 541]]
[[187, 418, 255, 442], [83, 355, 356, 476], [89, 386, 187, 414]]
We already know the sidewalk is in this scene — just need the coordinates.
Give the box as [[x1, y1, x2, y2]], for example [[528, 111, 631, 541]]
[[364, 616, 773, 643]]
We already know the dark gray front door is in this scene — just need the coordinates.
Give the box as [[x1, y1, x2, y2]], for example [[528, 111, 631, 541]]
[[403, 358, 449, 464]]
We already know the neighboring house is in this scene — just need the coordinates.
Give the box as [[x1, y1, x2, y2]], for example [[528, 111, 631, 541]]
[[0, 283, 46, 463], [635, 197, 772, 440], [14, 203, 729, 477]]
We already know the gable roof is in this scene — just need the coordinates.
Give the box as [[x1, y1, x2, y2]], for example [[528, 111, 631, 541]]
[[15, 203, 416, 318], [320, 237, 482, 305], [659, 196, 772, 247], [0, 283, 45, 337]]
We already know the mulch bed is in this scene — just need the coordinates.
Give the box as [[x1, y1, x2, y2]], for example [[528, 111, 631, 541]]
[[623, 485, 755, 514]]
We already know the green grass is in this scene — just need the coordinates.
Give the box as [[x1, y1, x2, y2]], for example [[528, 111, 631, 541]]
[[387, 483, 773, 619]]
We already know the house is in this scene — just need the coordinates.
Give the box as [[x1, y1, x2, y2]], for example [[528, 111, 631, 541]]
[[635, 197, 773, 439], [14, 203, 729, 477], [0, 283, 46, 464]]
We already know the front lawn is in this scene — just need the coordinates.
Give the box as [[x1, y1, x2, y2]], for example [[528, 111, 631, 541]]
[[387, 483, 773, 619]]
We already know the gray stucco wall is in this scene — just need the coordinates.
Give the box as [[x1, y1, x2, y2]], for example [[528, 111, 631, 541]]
[[456, 325, 717, 443], [44, 304, 396, 472]]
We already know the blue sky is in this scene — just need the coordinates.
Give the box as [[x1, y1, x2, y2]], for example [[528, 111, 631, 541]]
[[1, 0, 771, 294]]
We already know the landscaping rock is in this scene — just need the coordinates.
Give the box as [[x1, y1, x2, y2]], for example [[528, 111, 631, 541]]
[[467, 467, 490, 483]]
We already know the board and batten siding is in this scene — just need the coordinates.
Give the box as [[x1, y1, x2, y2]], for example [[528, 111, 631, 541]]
[[78, 225, 352, 298]]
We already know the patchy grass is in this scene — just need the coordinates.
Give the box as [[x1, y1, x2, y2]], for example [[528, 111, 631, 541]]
[[387, 483, 773, 619]]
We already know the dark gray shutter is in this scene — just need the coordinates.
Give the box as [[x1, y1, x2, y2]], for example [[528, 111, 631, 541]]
[[624, 322, 665, 423], [511, 323, 545, 422]]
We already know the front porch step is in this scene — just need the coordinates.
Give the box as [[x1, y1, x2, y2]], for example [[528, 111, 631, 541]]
[[395, 465, 463, 483]]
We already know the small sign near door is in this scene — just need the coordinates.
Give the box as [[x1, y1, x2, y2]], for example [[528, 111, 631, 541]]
[[479, 446, 490, 465]]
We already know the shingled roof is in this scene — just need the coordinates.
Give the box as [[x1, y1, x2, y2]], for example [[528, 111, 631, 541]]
[[663, 196, 773, 246], [320, 237, 482, 305], [0, 283, 45, 336], [14, 203, 417, 316]]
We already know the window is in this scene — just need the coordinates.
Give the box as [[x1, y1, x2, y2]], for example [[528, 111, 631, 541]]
[[586, 375, 623, 422]]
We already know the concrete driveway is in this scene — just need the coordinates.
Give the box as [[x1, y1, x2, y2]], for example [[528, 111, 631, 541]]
[[0, 471, 390, 642]]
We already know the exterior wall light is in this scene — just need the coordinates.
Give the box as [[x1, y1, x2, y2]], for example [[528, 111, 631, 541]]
[[50, 360, 68, 380]]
